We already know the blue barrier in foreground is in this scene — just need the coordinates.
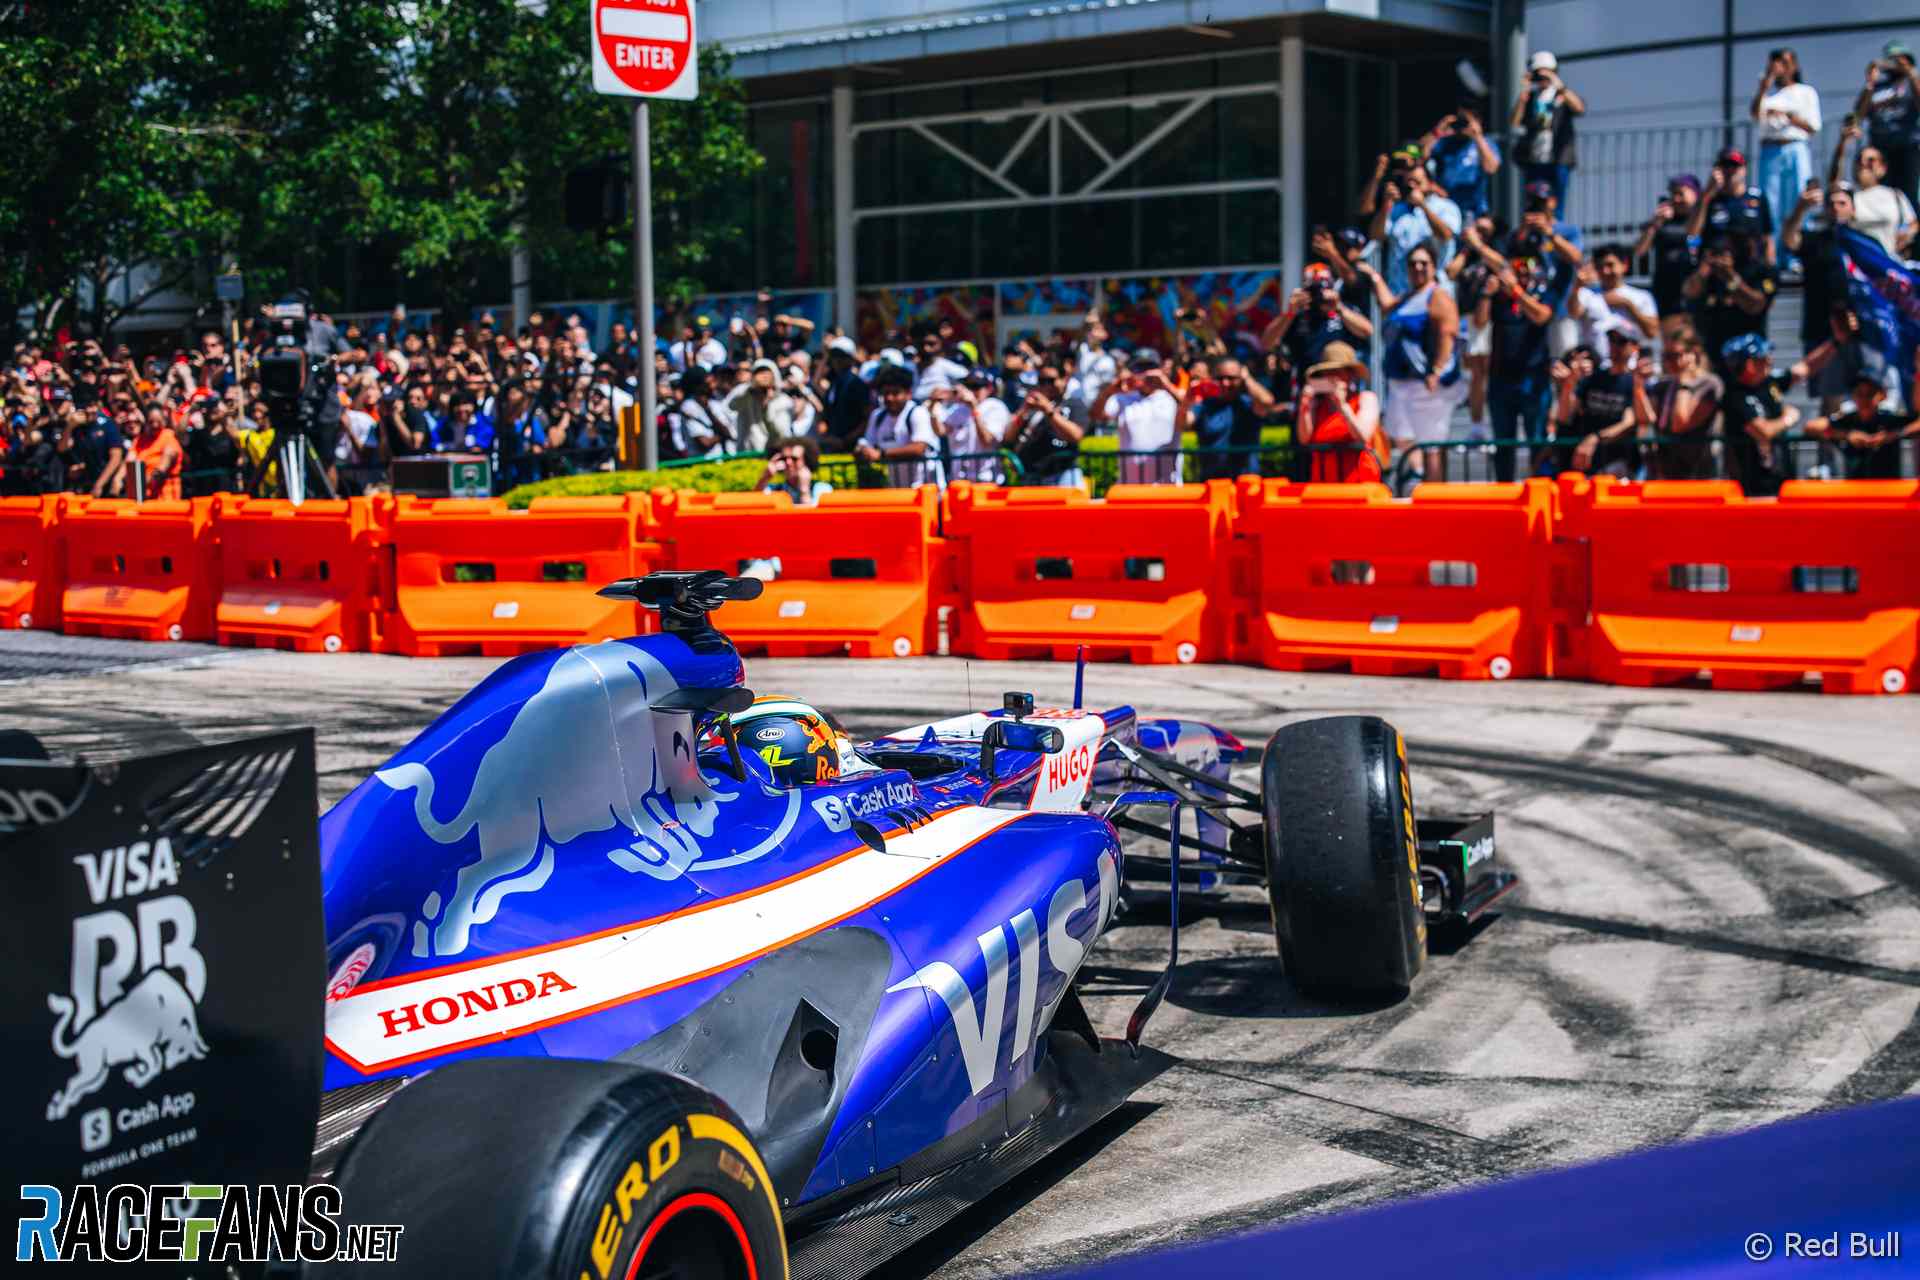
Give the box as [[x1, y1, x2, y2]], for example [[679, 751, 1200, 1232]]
[[1048, 1095, 1920, 1277]]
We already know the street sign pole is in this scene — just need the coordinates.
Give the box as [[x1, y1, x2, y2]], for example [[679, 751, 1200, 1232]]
[[591, 0, 694, 473], [633, 99, 657, 472]]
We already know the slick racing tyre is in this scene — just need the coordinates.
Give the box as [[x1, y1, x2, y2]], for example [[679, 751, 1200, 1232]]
[[1261, 715, 1425, 1000], [322, 1059, 787, 1280]]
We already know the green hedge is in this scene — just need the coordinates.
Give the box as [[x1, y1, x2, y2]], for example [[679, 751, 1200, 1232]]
[[502, 456, 795, 508], [500, 425, 1293, 507]]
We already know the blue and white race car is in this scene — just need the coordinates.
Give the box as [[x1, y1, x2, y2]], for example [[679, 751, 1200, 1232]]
[[315, 571, 1512, 1279]]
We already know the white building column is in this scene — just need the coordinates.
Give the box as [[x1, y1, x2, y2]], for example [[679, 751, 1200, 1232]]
[[1279, 35, 1305, 296], [832, 78, 856, 334]]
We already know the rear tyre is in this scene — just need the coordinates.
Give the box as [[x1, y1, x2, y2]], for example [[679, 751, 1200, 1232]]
[[323, 1059, 787, 1280], [1261, 715, 1425, 1000]]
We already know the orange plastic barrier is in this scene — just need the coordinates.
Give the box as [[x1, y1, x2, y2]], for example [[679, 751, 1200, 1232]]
[[1232, 478, 1557, 680], [58, 496, 220, 641], [653, 487, 941, 657], [383, 494, 662, 656], [213, 496, 389, 653], [1558, 476, 1918, 695], [0, 496, 61, 631], [945, 481, 1235, 664]]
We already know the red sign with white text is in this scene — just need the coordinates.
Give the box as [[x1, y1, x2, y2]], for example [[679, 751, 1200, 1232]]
[[590, 0, 697, 101]]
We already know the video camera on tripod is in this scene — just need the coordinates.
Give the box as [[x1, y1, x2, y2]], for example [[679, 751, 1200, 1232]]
[[254, 299, 338, 502]]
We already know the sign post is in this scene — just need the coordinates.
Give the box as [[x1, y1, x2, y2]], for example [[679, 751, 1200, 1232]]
[[590, 0, 698, 474]]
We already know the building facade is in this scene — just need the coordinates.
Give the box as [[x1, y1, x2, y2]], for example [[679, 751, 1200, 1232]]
[[706, 0, 1499, 343]]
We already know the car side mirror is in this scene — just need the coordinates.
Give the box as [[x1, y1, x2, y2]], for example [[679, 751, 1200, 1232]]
[[980, 720, 1065, 781]]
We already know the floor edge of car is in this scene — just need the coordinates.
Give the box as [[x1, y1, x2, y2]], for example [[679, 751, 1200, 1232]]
[[787, 1034, 1173, 1280]]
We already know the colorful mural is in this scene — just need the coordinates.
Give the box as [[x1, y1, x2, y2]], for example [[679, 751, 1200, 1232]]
[[334, 270, 1284, 365], [1096, 271, 1282, 360], [854, 285, 995, 357]]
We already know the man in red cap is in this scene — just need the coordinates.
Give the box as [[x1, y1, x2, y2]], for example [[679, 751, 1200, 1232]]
[[1688, 146, 1776, 268]]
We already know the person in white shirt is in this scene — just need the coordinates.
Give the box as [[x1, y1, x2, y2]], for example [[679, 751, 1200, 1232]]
[[1075, 314, 1119, 407], [667, 315, 727, 372], [723, 358, 795, 454], [911, 330, 969, 398], [940, 368, 1013, 482], [1092, 347, 1184, 485], [1834, 126, 1920, 256], [1751, 48, 1822, 273], [856, 365, 943, 489], [669, 365, 735, 458], [1567, 243, 1659, 353]]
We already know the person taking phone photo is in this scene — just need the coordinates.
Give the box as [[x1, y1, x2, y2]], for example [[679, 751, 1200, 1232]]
[[1750, 48, 1822, 273], [1509, 50, 1585, 214]]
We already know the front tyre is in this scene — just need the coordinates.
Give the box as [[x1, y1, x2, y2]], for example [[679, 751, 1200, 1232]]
[[1262, 715, 1425, 1000], [322, 1059, 787, 1280]]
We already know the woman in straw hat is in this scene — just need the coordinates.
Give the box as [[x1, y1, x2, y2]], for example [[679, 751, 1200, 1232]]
[[1297, 342, 1385, 483]]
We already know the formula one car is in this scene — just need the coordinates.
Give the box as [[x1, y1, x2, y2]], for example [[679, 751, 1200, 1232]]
[[300, 570, 1513, 1278]]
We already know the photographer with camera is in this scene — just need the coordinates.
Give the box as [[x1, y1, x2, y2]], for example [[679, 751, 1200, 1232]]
[[856, 364, 942, 489], [1368, 158, 1461, 298], [1632, 175, 1704, 339], [1296, 343, 1383, 484], [1685, 148, 1776, 267], [1004, 362, 1085, 488], [1092, 348, 1183, 486], [756, 435, 832, 505], [1854, 40, 1920, 205], [1828, 121, 1918, 256], [1421, 104, 1502, 219], [1683, 234, 1777, 382], [1509, 51, 1585, 214], [939, 367, 1014, 483], [725, 358, 796, 454], [1183, 355, 1274, 481], [1263, 260, 1375, 403], [1476, 231, 1577, 482]]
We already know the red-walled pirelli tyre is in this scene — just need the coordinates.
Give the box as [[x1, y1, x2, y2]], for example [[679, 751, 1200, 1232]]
[[1261, 715, 1426, 1000], [320, 1059, 787, 1280]]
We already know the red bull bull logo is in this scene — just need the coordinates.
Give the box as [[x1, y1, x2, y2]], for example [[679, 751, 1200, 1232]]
[[375, 641, 796, 959]]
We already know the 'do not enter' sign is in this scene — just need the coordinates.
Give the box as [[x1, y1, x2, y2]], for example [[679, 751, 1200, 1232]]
[[590, 0, 698, 101]]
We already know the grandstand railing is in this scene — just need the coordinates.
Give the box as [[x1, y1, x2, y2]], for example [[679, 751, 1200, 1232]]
[[1573, 117, 1840, 252], [27, 432, 1914, 505]]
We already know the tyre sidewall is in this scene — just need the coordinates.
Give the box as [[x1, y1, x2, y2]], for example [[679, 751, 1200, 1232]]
[[1262, 715, 1425, 997], [545, 1081, 787, 1280]]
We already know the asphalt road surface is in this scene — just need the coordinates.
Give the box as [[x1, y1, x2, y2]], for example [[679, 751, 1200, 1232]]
[[8, 634, 1920, 1275]]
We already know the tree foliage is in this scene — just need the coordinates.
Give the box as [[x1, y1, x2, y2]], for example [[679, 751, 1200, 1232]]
[[0, 0, 761, 340]]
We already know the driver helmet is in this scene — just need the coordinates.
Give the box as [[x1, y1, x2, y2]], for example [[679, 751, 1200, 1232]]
[[732, 696, 845, 787]]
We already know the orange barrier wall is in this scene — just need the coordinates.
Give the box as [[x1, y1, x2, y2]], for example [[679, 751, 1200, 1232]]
[[58, 496, 220, 642], [1558, 477, 1919, 695], [214, 496, 389, 653], [383, 494, 661, 656], [945, 481, 1236, 664], [654, 487, 941, 657], [0, 496, 61, 631], [1232, 479, 1557, 680]]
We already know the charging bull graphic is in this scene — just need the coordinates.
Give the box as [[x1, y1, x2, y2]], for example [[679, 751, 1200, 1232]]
[[47, 967, 209, 1121], [378, 640, 798, 959]]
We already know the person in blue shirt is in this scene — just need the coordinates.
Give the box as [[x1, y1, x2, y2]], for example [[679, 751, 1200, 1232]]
[[1182, 355, 1276, 480], [1422, 105, 1502, 219]]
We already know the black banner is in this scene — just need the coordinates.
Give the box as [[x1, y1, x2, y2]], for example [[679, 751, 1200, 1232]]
[[0, 731, 325, 1199]]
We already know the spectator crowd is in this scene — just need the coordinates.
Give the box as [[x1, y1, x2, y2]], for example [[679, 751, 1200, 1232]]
[[7, 36, 1919, 503]]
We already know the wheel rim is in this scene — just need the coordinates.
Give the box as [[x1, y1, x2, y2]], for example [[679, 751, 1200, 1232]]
[[626, 1191, 755, 1280]]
